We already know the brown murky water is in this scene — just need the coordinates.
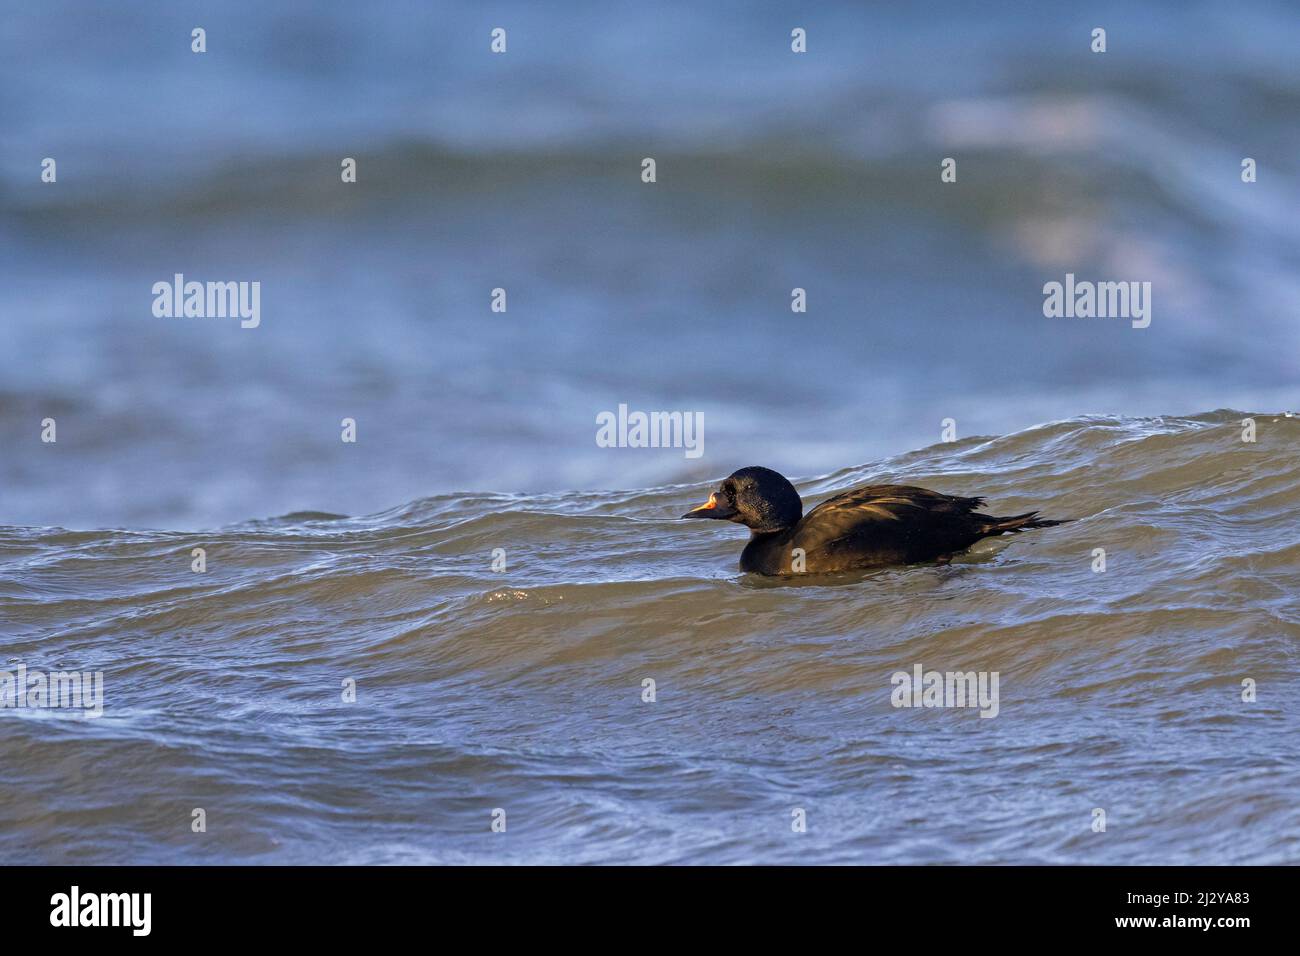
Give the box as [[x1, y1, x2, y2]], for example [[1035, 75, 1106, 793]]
[[3, 412, 1296, 863]]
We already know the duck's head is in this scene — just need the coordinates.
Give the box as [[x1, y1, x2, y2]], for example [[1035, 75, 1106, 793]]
[[681, 466, 803, 533]]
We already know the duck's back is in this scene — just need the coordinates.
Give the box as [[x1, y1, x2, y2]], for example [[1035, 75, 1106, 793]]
[[743, 484, 1000, 574]]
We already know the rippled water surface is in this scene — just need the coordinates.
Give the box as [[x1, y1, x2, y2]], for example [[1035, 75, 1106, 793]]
[[3, 412, 1297, 864]]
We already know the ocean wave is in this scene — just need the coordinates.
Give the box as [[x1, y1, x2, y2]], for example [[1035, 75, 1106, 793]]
[[2, 411, 1297, 863]]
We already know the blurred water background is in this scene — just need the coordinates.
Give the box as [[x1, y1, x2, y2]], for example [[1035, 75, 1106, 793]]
[[2, 0, 1297, 527]]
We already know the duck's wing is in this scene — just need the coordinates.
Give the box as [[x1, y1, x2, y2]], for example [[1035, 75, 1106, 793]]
[[808, 484, 985, 520], [793, 484, 987, 553]]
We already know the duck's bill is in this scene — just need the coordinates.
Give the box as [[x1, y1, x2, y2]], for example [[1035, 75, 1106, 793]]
[[681, 493, 737, 520]]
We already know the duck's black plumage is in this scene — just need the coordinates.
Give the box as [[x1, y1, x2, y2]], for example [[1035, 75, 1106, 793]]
[[682, 466, 1064, 575]]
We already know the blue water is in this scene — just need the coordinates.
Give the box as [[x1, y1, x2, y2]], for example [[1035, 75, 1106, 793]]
[[3, 0, 1298, 527]]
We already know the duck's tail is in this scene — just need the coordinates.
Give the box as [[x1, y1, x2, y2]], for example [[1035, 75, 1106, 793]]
[[980, 511, 1069, 535]]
